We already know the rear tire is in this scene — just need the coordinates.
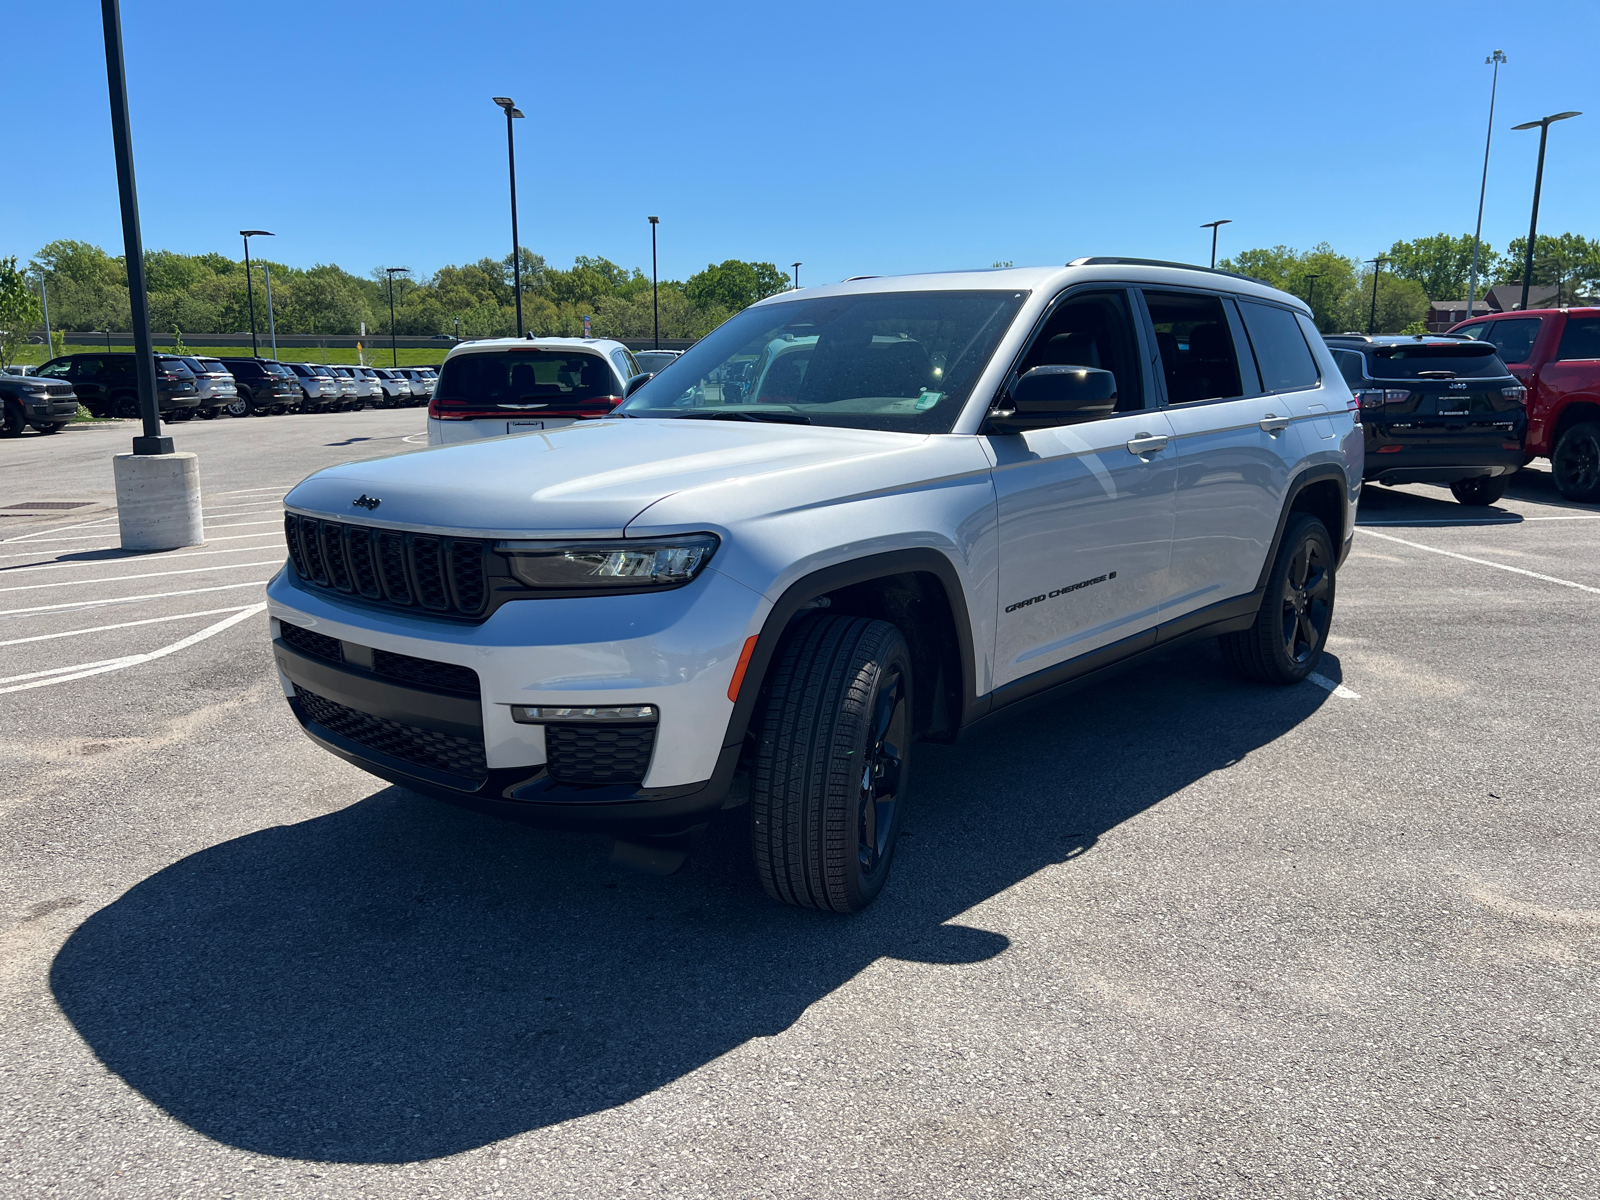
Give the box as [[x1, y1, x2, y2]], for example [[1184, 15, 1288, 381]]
[[112, 393, 141, 419], [1450, 475, 1508, 506], [225, 396, 249, 417], [1551, 422, 1600, 502], [1221, 512, 1335, 685], [750, 614, 912, 913]]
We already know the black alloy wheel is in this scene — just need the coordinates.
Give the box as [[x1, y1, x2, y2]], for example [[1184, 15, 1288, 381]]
[[1450, 475, 1509, 506], [1221, 512, 1336, 685], [857, 664, 908, 877], [112, 393, 141, 419], [1551, 422, 1600, 502], [1, 399, 25, 438]]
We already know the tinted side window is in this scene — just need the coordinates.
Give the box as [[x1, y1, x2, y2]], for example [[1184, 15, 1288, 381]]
[[1556, 317, 1600, 361], [1018, 289, 1145, 413], [610, 349, 633, 380], [37, 359, 73, 379], [1483, 318, 1542, 364], [1331, 349, 1365, 388], [1142, 290, 1244, 404], [1238, 301, 1319, 391]]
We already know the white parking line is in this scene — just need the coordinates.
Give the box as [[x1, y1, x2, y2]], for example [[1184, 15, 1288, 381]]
[[0, 514, 120, 543], [0, 604, 267, 695], [0, 541, 282, 575], [1308, 672, 1360, 700], [1359, 515, 1600, 526], [0, 580, 270, 619], [1359, 528, 1600, 595], [0, 560, 283, 595], [0, 531, 282, 560], [0, 605, 256, 647]]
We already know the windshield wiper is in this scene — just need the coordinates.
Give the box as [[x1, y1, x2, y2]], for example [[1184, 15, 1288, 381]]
[[675, 410, 811, 425]]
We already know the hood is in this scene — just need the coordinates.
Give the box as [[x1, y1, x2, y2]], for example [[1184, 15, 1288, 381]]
[[283, 418, 929, 537]]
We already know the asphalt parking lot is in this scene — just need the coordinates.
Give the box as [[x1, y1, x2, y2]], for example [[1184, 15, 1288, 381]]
[[2, 414, 1597, 1199]]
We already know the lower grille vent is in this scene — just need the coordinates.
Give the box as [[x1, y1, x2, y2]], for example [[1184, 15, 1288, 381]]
[[545, 724, 656, 787], [279, 621, 342, 663], [294, 685, 487, 782], [373, 649, 481, 698]]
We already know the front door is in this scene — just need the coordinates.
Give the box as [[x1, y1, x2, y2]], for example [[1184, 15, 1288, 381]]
[[989, 288, 1176, 690]]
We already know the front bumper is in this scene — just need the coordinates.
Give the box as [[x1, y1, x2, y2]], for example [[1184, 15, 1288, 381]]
[[24, 397, 79, 422], [265, 563, 768, 832]]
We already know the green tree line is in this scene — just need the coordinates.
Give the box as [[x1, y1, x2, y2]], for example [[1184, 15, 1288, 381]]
[[1220, 232, 1600, 334], [20, 240, 796, 341]]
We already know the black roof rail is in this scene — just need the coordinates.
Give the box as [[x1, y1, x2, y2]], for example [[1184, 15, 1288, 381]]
[[1067, 256, 1271, 287]]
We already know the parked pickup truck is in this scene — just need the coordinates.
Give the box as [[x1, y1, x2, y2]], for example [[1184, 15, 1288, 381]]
[[1449, 307, 1600, 501]]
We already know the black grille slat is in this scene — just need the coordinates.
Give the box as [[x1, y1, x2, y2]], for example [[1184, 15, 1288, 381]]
[[449, 540, 487, 615], [301, 518, 328, 584], [545, 724, 656, 786], [284, 514, 310, 578], [322, 524, 355, 593], [377, 532, 412, 605], [348, 528, 382, 599], [278, 620, 343, 663], [372, 649, 480, 698], [285, 515, 494, 620], [412, 536, 450, 611], [294, 685, 486, 781]]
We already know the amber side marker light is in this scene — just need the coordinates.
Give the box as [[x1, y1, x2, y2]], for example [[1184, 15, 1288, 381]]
[[728, 636, 759, 701]]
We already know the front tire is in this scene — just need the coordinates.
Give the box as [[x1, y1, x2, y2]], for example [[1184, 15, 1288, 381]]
[[1, 399, 25, 438], [1551, 422, 1600, 502], [1450, 475, 1508, 506], [750, 615, 912, 913], [1221, 512, 1335, 685]]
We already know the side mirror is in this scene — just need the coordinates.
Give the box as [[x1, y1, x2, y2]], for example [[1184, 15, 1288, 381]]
[[624, 372, 655, 398], [984, 365, 1117, 433]]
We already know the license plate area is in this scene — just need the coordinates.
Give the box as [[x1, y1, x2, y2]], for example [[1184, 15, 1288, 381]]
[[507, 420, 545, 434]]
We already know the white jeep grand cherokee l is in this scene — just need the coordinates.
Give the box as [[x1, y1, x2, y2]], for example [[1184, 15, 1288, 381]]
[[269, 260, 1361, 912]]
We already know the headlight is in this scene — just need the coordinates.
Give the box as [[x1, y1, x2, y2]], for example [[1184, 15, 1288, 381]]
[[496, 534, 719, 590]]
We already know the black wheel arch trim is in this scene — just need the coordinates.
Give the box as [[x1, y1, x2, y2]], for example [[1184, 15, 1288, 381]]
[[1253, 463, 1353, 593], [718, 549, 983, 755]]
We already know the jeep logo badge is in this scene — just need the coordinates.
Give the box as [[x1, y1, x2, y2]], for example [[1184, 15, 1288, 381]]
[[352, 494, 381, 510]]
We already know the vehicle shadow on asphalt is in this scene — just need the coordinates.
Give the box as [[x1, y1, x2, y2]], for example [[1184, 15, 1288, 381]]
[[50, 640, 1331, 1164]]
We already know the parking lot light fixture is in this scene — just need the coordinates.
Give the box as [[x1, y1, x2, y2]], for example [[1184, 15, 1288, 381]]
[[239, 231, 273, 358], [1304, 273, 1322, 320], [792, 262, 801, 290], [1366, 257, 1388, 334], [1466, 51, 1507, 332], [493, 97, 526, 336], [648, 216, 660, 350], [385, 267, 409, 367], [454, 317, 461, 343], [1510, 110, 1582, 312], [1200, 219, 1232, 269]]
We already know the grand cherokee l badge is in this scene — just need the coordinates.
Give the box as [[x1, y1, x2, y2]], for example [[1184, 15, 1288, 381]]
[[352, 494, 382, 510]]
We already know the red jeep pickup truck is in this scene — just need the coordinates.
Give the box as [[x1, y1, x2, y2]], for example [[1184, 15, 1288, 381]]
[[1449, 307, 1600, 500]]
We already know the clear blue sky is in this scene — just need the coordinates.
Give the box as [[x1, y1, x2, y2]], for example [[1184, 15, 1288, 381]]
[[4, 0, 1596, 286]]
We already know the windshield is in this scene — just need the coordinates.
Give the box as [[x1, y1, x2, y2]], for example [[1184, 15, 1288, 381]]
[[617, 290, 1026, 433], [1364, 343, 1509, 380]]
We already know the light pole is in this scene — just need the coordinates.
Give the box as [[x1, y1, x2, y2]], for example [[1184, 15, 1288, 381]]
[[239, 230, 272, 357], [1304, 273, 1322, 323], [792, 262, 802, 290], [385, 267, 409, 367], [453, 317, 461, 342], [1366, 257, 1388, 333], [38, 278, 52, 357], [101, 0, 164, 454], [1465, 51, 1507, 330], [1201, 219, 1232, 269], [648, 216, 660, 349], [1510, 110, 1582, 312], [493, 97, 526, 335]]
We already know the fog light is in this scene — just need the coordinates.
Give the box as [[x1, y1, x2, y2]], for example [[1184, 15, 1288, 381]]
[[510, 704, 658, 724]]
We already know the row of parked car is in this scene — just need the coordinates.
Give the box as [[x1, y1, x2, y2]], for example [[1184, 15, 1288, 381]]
[[0, 354, 438, 432]]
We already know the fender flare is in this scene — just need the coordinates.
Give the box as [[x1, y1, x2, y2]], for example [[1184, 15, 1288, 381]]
[[1253, 463, 1354, 591], [717, 548, 981, 760]]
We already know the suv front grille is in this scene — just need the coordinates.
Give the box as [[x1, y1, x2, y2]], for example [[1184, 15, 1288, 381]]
[[293, 684, 487, 782], [544, 724, 656, 787], [285, 514, 489, 619], [279, 620, 342, 663], [278, 620, 481, 699]]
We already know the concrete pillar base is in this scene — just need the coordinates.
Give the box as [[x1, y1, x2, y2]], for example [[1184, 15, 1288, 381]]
[[113, 452, 204, 551]]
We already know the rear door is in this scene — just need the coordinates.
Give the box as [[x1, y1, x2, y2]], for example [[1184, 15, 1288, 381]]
[[1541, 315, 1600, 446], [1146, 290, 1297, 618], [989, 287, 1176, 688]]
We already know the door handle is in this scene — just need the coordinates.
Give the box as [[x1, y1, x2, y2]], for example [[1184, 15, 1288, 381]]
[[1259, 414, 1291, 433], [1126, 433, 1170, 455]]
